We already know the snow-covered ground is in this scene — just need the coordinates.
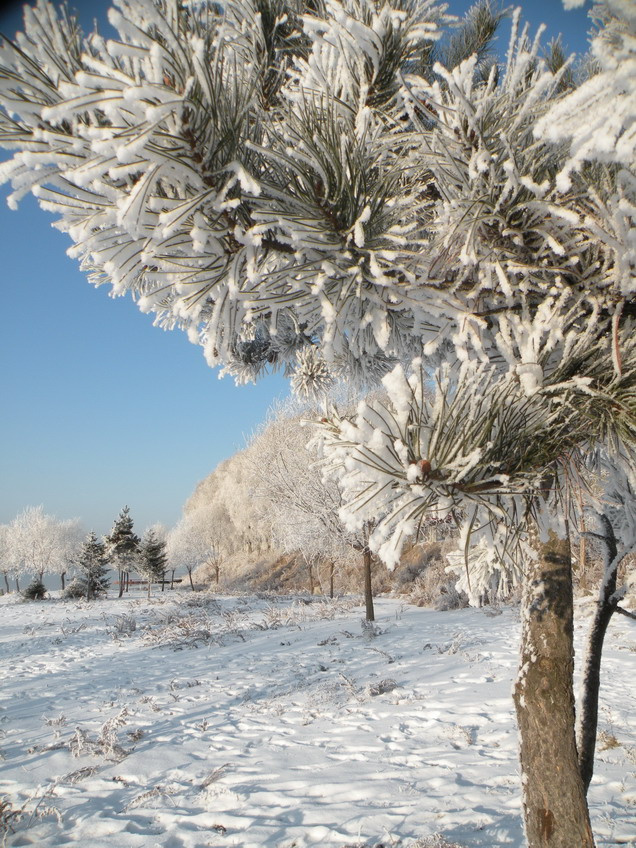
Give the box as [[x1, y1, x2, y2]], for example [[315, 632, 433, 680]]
[[0, 592, 634, 847]]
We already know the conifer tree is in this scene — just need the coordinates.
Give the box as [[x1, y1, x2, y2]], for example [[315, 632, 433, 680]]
[[105, 507, 140, 598], [72, 531, 110, 601], [139, 528, 167, 597]]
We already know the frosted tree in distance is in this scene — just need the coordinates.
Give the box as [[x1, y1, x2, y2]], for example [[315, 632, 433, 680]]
[[70, 530, 111, 600], [105, 506, 140, 598], [0, 524, 11, 593], [139, 528, 168, 596], [6, 506, 83, 588], [0, 1, 634, 844], [249, 403, 377, 614], [166, 509, 220, 590]]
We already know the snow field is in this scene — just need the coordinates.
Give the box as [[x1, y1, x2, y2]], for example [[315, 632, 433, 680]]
[[0, 593, 634, 847]]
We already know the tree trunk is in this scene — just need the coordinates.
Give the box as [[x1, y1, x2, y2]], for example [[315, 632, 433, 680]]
[[363, 547, 374, 622], [118, 569, 124, 598], [161, 570, 166, 592], [188, 567, 195, 591], [513, 530, 594, 848], [171, 569, 175, 589], [578, 533, 587, 590], [575, 483, 588, 591], [578, 514, 619, 794], [329, 561, 335, 599], [15, 577, 20, 592], [308, 561, 315, 595], [3, 572, 10, 593], [60, 571, 66, 591], [215, 563, 220, 585]]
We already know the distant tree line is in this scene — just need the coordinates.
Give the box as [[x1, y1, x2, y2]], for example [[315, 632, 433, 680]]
[[0, 505, 168, 601]]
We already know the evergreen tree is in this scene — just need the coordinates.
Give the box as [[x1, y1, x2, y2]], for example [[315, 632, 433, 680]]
[[22, 577, 47, 601], [71, 531, 110, 601], [139, 529, 167, 597], [105, 507, 140, 598]]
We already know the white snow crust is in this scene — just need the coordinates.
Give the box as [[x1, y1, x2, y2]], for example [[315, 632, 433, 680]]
[[0, 592, 634, 847]]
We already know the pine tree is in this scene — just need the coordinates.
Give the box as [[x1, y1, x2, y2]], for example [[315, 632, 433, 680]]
[[71, 531, 110, 601], [105, 507, 140, 598], [139, 529, 167, 598]]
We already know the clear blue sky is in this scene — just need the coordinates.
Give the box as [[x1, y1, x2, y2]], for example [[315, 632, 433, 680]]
[[0, 0, 594, 536]]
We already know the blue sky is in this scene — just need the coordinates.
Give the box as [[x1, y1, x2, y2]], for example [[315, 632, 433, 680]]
[[0, 0, 594, 536]]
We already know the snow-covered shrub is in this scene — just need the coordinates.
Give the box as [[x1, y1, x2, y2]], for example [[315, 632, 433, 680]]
[[0, 795, 22, 838], [407, 557, 468, 611], [393, 542, 445, 588], [21, 579, 47, 601], [410, 836, 468, 848], [109, 614, 136, 638], [63, 579, 87, 600], [143, 609, 217, 650], [69, 708, 130, 762]]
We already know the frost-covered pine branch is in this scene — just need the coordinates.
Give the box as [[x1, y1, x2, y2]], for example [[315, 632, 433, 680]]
[[0, 0, 451, 384], [535, 0, 636, 188]]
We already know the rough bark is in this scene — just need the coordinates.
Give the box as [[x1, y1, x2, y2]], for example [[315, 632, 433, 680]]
[[578, 514, 619, 794], [513, 530, 595, 848], [363, 547, 374, 622]]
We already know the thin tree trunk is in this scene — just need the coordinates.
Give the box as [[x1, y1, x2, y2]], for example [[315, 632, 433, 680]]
[[363, 547, 374, 622], [118, 569, 124, 598], [329, 561, 334, 599], [308, 561, 315, 595], [3, 572, 10, 593], [161, 570, 166, 592], [578, 514, 619, 794], [188, 568, 195, 591], [60, 571, 66, 591], [576, 482, 587, 590], [215, 563, 220, 585], [170, 569, 175, 589], [15, 577, 20, 592], [513, 529, 594, 848]]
